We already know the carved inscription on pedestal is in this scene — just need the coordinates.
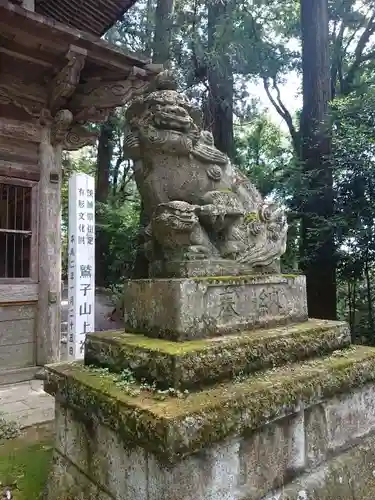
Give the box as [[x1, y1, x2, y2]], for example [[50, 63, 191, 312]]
[[203, 280, 306, 329], [218, 287, 240, 321]]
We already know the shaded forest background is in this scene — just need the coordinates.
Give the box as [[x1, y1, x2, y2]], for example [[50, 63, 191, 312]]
[[61, 0, 375, 345]]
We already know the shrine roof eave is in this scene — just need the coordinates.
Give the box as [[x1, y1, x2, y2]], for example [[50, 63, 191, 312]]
[[0, 2, 159, 78], [0, 2, 163, 150], [35, 0, 137, 37]]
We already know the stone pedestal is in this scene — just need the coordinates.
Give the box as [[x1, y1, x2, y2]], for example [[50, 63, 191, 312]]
[[44, 274, 375, 500], [123, 274, 307, 340]]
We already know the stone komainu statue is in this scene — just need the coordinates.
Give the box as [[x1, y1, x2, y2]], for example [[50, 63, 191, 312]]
[[124, 71, 288, 277]]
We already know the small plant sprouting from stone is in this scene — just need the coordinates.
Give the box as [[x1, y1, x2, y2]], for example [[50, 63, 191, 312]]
[[233, 370, 247, 383], [143, 384, 190, 401], [0, 413, 20, 442], [84, 366, 189, 400]]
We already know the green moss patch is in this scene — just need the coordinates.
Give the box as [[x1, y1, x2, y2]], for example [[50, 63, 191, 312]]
[[85, 319, 350, 389], [0, 436, 53, 499], [46, 345, 375, 464], [190, 273, 301, 284]]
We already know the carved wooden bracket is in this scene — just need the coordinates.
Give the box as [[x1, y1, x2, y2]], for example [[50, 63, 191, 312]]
[[49, 45, 87, 114], [51, 109, 73, 144], [70, 66, 150, 122], [74, 107, 110, 124], [63, 125, 98, 151], [50, 109, 97, 149]]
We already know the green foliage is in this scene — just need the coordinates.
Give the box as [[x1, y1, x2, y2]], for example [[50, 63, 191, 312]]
[[331, 86, 375, 342], [96, 197, 140, 285], [234, 114, 294, 198], [234, 114, 299, 270], [0, 437, 52, 499]]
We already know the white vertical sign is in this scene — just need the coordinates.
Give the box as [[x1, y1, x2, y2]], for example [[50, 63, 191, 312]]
[[67, 173, 95, 360]]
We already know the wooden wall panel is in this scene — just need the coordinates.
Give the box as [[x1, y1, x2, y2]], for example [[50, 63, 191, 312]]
[[0, 284, 38, 302], [0, 117, 42, 143], [0, 318, 35, 345], [0, 303, 36, 369], [0, 137, 39, 165], [0, 159, 40, 181], [0, 303, 35, 323]]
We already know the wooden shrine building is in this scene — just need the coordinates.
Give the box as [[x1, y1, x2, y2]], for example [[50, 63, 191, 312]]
[[0, 0, 159, 384]]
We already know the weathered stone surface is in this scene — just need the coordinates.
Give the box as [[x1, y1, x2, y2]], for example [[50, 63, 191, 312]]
[[238, 410, 305, 498], [124, 71, 287, 277], [304, 404, 328, 469], [47, 379, 375, 500], [148, 258, 278, 279], [123, 274, 308, 340], [266, 432, 375, 500], [54, 403, 147, 500], [325, 383, 375, 451], [44, 451, 113, 500], [85, 319, 350, 389], [304, 383, 375, 471], [45, 345, 375, 465]]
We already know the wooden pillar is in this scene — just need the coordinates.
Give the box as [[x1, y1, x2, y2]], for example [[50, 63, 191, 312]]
[[37, 127, 62, 365]]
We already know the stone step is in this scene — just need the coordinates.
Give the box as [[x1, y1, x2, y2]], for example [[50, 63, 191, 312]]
[[45, 344, 375, 465], [0, 366, 39, 386], [85, 318, 350, 389]]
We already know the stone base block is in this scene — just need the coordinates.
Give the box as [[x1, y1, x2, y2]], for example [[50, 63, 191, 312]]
[[45, 351, 375, 500], [85, 319, 350, 389], [149, 258, 280, 278], [45, 345, 375, 464], [266, 432, 375, 499], [123, 274, 308, 340]]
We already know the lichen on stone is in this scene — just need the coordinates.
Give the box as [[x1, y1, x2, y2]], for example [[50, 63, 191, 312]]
[[243, 211, 259, 223]]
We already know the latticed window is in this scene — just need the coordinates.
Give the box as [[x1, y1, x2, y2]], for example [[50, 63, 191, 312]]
[[0, 178, 38, 280]]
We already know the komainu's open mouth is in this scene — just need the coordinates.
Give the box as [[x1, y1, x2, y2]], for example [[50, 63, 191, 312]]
[[154, 106, 192, 132]]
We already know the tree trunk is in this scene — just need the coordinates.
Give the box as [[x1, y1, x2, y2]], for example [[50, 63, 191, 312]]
[[152, 0, 174, 65], [365, 258, 375, 342], [95, 113, 115, 286], [144, 0, 154, 58], [207, 0, 234, 159], [112, 157, 122, 197], [300, 0, 336, 319]]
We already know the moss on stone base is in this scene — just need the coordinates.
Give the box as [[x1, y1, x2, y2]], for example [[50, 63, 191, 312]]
[[85, 319, 350, 389], [45, 345, 375, 465], [190, 273, 301, 284]]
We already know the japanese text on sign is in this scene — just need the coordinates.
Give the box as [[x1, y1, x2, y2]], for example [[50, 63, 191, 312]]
[[67, 173, 95, 360]]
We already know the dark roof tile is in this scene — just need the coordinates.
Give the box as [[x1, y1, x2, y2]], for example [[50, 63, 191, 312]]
[[35, 0, 136, 36]]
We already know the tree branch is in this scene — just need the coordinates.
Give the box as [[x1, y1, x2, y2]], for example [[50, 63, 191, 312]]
[[263, 77, 300, 155], [359, 50, 375, 63], [330, 21, 346, 99], [343, 12, 375, 94]]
